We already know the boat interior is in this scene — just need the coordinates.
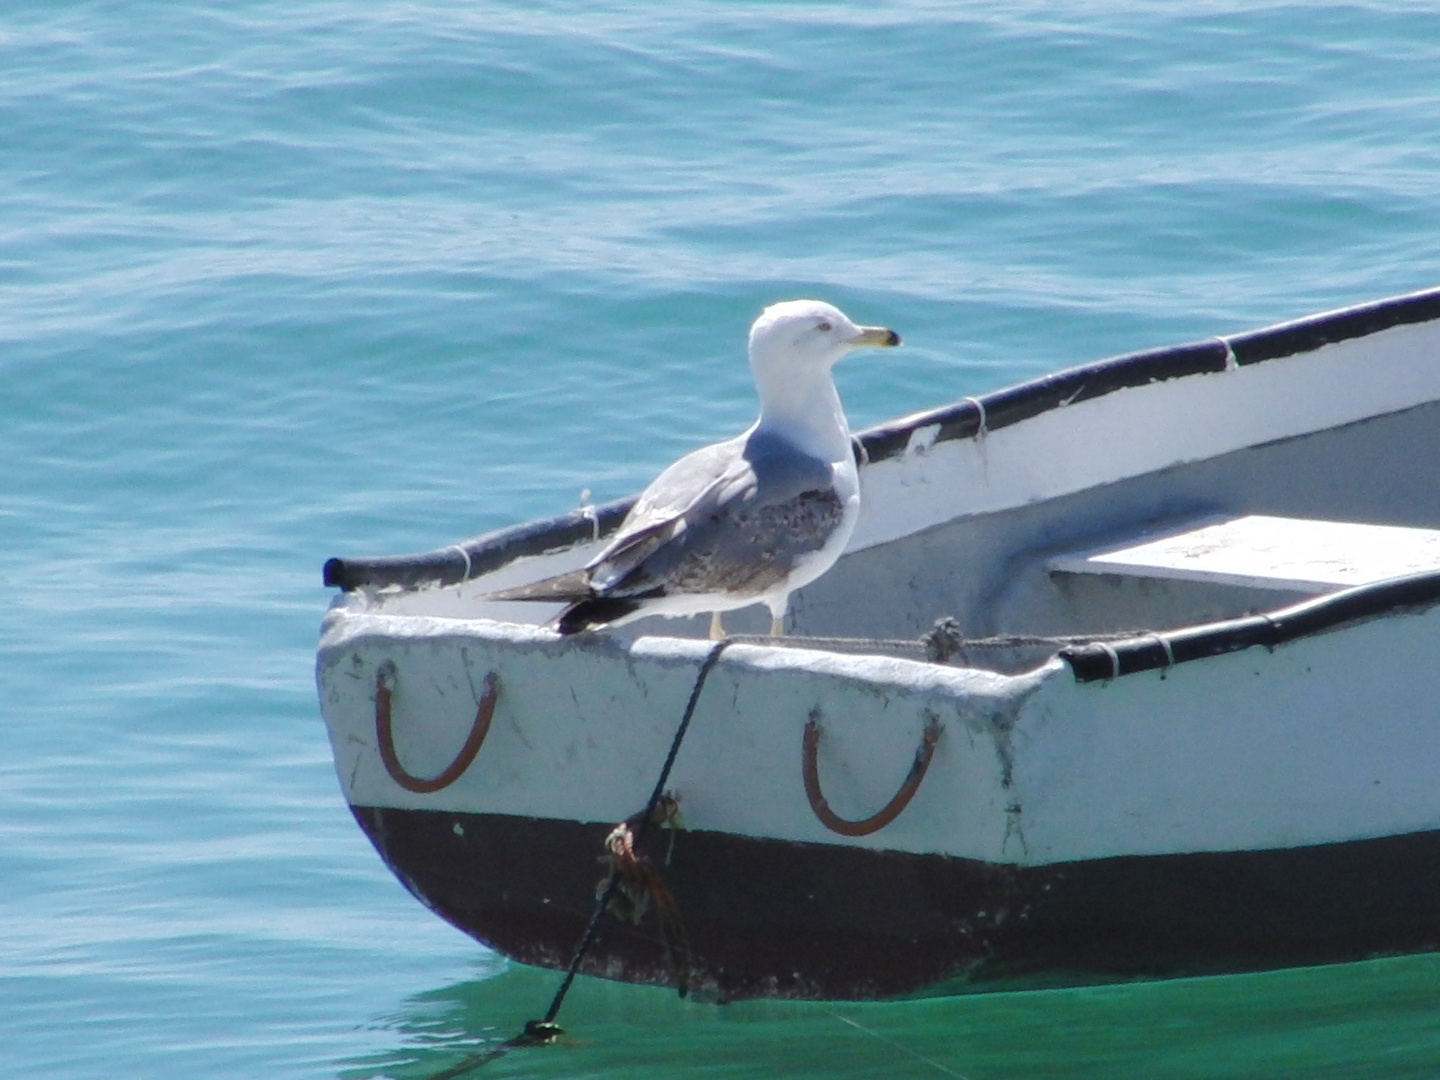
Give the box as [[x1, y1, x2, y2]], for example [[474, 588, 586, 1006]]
[[333, 398, 1440, 677]]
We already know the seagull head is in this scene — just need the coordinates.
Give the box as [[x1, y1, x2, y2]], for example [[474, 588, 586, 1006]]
[[747, 300, 901, 379]]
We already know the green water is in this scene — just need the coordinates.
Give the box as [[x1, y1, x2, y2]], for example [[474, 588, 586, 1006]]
[[344, 956, 1440, 1078]]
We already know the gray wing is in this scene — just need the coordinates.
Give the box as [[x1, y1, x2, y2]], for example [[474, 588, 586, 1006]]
[[587, 429, 846, 601], [480, 437, 756, 606]]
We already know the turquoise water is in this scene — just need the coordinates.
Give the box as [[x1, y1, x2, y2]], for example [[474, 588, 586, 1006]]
[[6, 3, 1440, 1076]]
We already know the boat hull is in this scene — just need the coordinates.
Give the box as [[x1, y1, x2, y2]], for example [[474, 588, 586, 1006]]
[[319, 287, 1440, 1000], [319, 575, 1440, 999], [354, 804, 1440, 1000]]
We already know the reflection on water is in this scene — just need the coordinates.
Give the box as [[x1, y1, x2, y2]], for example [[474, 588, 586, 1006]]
[[342, 952, 1440, 1079]]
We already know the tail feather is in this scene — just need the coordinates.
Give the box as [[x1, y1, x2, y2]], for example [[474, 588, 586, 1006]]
[[479, 569, 593, 603], [481, 569, 659, 634]]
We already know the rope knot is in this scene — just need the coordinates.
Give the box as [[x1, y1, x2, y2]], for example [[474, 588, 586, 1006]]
[[598, 803, 691, 996], [922, 616, 967, 664]]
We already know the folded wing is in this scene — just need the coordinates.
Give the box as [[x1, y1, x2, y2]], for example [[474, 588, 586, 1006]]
[[483, 430, 846, 633]]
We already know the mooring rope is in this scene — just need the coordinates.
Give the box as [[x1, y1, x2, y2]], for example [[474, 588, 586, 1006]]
[[724, 621, 1152, 663], [425, 638, 734, 1077], [535, 636, 733, 1025]]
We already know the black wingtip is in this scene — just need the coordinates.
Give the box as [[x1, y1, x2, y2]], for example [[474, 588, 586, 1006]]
[[555, 598, 644, 634]]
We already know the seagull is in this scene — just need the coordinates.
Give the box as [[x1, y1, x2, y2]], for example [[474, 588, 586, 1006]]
[[484, 300, 900, 636]]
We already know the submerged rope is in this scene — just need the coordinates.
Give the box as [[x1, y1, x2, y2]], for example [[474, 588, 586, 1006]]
[[426, 638, 734, 1077], [820, 1005, 975, 1080]]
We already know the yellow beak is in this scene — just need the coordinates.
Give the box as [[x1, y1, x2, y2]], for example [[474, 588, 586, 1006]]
[[850, 325, 902, 348]]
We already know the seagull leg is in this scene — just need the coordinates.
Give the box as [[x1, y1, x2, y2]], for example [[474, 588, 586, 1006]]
[[769, 613, 785, 636], [709, 611, 726, 640]]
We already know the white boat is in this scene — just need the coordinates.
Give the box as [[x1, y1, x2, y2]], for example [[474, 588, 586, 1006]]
[[317, 286, 1440, 1002]]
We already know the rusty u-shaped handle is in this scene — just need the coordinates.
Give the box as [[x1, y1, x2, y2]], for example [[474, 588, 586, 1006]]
[[802, 710, 943, 837], [375, 662, 499, 794]]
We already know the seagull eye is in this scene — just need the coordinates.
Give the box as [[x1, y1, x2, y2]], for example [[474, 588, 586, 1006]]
[[817, 320, 832, 332]]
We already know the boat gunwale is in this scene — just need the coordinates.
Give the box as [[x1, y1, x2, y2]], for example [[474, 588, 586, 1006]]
[[1058, 567, 1440, 682], [322, 284, 1440, 597]]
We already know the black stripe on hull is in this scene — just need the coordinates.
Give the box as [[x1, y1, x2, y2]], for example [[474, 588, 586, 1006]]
[[353, 805, 1440, 1001]]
